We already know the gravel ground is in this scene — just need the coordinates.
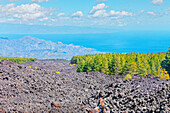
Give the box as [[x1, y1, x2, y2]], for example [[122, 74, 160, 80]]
[[0, 60, 169, 113]]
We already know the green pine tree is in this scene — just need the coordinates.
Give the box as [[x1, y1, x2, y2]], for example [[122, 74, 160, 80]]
[[161, 48, 170, 74]]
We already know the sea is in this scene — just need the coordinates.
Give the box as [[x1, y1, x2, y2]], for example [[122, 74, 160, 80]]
[[1, 31, 170, 53]]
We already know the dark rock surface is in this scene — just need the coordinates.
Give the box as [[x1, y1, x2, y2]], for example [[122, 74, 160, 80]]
[[0, 60, 169, 113]]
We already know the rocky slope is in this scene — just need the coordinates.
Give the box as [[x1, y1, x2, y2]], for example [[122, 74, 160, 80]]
[[0, 36, 100, 60], [0, 60, 169, 113]]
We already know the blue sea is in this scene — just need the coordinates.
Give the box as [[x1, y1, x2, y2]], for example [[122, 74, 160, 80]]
[[1, 31, 170, 53]]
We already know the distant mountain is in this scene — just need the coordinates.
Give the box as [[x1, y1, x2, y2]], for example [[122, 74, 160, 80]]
[[0, 36, 101, 60]]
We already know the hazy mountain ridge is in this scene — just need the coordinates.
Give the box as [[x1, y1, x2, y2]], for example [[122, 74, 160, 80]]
[[0, 36, 101, 60]]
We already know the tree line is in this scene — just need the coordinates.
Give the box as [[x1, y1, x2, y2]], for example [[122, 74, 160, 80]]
[[0, 57, 37, 64], [71, 52, 167, 76]]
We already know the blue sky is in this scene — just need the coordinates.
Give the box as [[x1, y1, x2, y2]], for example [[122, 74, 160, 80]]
[[0, 0, 170, 34]]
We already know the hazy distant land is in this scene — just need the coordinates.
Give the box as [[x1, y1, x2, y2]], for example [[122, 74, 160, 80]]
[[0, 36, 101, 60]]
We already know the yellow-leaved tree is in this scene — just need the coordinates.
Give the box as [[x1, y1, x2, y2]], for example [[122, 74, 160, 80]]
[[157, 66, 169, 80], [124, 74, 132, 79]]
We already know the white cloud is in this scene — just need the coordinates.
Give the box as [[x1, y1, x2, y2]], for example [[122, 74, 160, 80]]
[[152, 0, 163, 5], [32, 0, 48, 3], [96, 0, 107, 1], [89, 9, 133, 18], [90, 10, 108, 17], [7, 0, 18, 2], [57, 13, 65, 17], [51, 18, 57, 22], [59, 17, 69, 20], [164, 8, 170, 14], [71, 11, 83, 17], [0, 3, 56, 21], [0, 18, 15, 23], [109, 10, 133, 17], [89, 3, 108, 14], [139, 10, 145, 14], [39, 17, 48, 21], [147, 11, 156, 15], [117, 23, 127, 27], [6, 0, 49, 3], [88, 3, 132, 19]]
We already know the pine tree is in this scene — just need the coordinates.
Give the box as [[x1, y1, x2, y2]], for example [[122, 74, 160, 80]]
[[77, 59, 85, 72], [113, 56, 122, 76], [123, 60, 130, 75], [150, 59, 157, 75], [157, 66, 162, 78], [93, 55, 102, 72], [129, 62, 138, 75], [101, 56, 109, 74], [161, 48, 170, 74], [109, 55, 116, 75], [138, 62, 147, 76], [120, 56, 126, 74], [155, 57, 160, 71], [86, 57, 93, 72], [144, 58, 151, 75]]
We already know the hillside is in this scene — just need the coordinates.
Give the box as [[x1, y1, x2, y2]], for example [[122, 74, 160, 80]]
[[0, 36, 100, 60]]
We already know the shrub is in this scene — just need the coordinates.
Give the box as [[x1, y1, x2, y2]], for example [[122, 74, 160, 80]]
[[160, 69, 169, 80], [157, 66, 169, 80], [56, 71, 60, 74], [124, 74, 132, 79]]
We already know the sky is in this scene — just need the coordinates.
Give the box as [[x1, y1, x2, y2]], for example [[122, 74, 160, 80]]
[[0, 0, 170, 34]]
